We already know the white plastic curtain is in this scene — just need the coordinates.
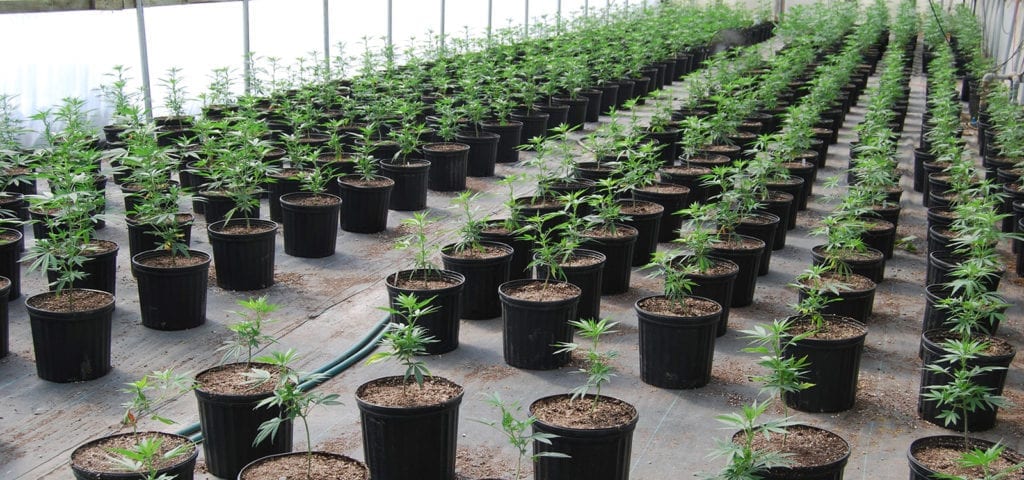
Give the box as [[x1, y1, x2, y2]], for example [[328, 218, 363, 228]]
[[0, 0, 591, 146]]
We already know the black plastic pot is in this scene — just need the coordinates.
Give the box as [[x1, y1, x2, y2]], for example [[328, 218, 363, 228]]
[[783, 315, 867, 413], [783, 160, 817, 210], [510, 111, 550, 146], [908, 436, 1024, 480], [131, 250, 211, 330], [530, 394, 638, 480], [927, 251, 1004, 291], [194, 364, 293, 479], [200, 191, 261, 225], [675, 257, 739, 337], [583, 225, 639, 295], [208, 219, 277, 291], [385, 269, 465, 354], [70, 432, 198, 480], [355, 376, 463, 480], [125, 214, 194, 259], [499, 279, 581, 370], [757, 190, 795, 244], [735, 213, 779, 275], [535, 249, 606, 322], [644, 128, 681, 163], [765, 180, 801, 230], [635, 295, 722, 389], [423, 142, 469, 191], [922, 284, 1003, 337], [552, 96, 590, 129], [454, 130, 499, 177], [534, 103, 570, 132], [479, 121, 524, 164], [27, 289, 115, 382], [0, 278, 8, 357], [593, 83, 619, 116], [580, 88, 604, 123], [45, 240, 118, 296], [615, 79, 636, 108], [633, 183, 690, 243], [710, 235, 765, 307], [380, 159, 430, 212], [918, 330, 1016, 431], [754, 425, 851, 480], [0, 228, 21, 300], [338, 176, 394, 234], [280, 192, 342, 258], [862, 219, 896, 260], [659, 165, 712, 207], [238, 452, 367, 480], [620, 200, 664, 267], [811, 245, 886, 284], [267, 171, 305, 223], [481, 219, 532, 280], [797, 273, 876, 323], [441, 242, 513, 320]]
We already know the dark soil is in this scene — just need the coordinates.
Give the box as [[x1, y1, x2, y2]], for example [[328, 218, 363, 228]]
[[517, 197, 563, 209], [798, 271, 876, 292], [740, 214, 775, 225], [445, 244, 511, 260], [746, 425, 848, 468], [660, 166, 711, 175], [84, 239, 118, 256], [583, 225, 638, 239], [674, 256, 739, 276], [788, 316, 867, 341], [913, 442, 1024, 478], [637, 184, 689, 195], [284, 193, 340, 207], [0, 229, 20, 244], [560, 253, 603, 267], [924, 331, 1017, 357], [241, 452, 367, 480], [620, 201, 664, 215], [813, 245, 883, 262], [195, 363, 282, 396], [502, 281, 580, 302], [425, 143, 469, 152], [638, 295, 721, 317], [356, 376, 463, 408], [390, 272, 462, 290], [531, 395, 637, 429], [339, 177, 393, 188], [27, 289, 113, 313], [270, 167, 306, 180], [136, 251, 208, 268], [712, 236, 763, 250], [211, 222, 276, 235], [72, 432, 195, 473]]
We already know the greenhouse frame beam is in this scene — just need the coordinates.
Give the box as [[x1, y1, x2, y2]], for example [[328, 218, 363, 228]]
[[0, 0, 238, 14], [135, 0, 154, 120]]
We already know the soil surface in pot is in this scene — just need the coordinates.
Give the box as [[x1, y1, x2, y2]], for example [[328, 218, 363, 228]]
[[799, 271, 875, 292], [426, 143, 468, 152], [357, 376, 463, 408], [925, 331, 1016, 356], [195, 363, 283, 396], [0, 229, 19, 244], [502, 281, 580, 302], [241, 452, 367, 480], [788, 316, 866, 341], [390, 273, 461, 290], [561, 253, 603, 267], [815, 246, 884, 263], [340, 177, 393, 188], [84, 239, 118, 255], [444, 244, 509, 260], [638, 296, 720, 317], [517, 197, 563, 209], [746, 425, 847, 468], [675, 257, 738, 276], [136, 252, 208, 268], [637, 184, 689, 195], [914, 442, 1024, 478], [532, 395, 637, 429], [583, 225, 637, 239], [285, 193, 340, 207], [712, 236, 763, 250], [620, 202, 663, 215], [72, 432, 195, 473], [27, 289, 112, 313], [661, 166, 711, 175], [211, 222, 276, 235]]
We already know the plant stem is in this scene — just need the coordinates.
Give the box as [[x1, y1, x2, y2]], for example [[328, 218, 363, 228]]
[[303, 415, 313, 480]]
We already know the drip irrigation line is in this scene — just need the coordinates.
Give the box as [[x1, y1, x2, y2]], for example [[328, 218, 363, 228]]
[[177, 314, 391, 443]]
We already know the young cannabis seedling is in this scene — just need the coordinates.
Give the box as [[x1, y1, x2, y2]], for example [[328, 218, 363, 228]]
[[367, 293, 439, 390], [217, 296, 279, 365], [106, 435, 191, 480], [395, 211, 440, 275], [121, 369, 196, 433], [705, 400, 796, 480], [921, 339, 1008, 447], [476, 392, 569, 480], [554, 318, 618, 411], [740, 319, 814, 417], [932, 441, 1024, 480]]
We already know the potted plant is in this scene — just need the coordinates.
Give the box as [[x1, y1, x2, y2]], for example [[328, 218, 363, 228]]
[[454, 97, 501, 177], [131, 215, 211, 331], [380, 122, 431, 211], [637, 250, 723, 388], [386, 211, 466, 354], [476, 392, 569, 480], [242, 349, 368, 480], [581, 178, 640, 295], [530, 318, 639, 480], [69, 369, 199, 479], [441, 191, 514, 320], [337, 124, 395, 233], [422, 98, 470, 191], [670, 203, 740, 336], [356, 315, 464, 480], [279, 166, 343, 258], [193, 297, 293, 479]]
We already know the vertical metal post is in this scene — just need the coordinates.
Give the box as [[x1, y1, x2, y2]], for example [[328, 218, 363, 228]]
[[524, 0, 529, 39], [557, 0, 562, 32], [585, 0, 589, 17], [135, 0, 153, 120], [323, 0, 330, 74], [487, 0, 493, 43], [387, 0, 394, 47], [242, 0, 251, 94], [440, 0, 446, 53]]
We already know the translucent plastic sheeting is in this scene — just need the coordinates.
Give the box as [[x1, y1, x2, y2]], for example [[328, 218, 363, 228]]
[[0, 0, 613, 145]]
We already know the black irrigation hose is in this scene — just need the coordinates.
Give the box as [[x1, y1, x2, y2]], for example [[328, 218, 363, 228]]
[[177, 314, 391, 443]]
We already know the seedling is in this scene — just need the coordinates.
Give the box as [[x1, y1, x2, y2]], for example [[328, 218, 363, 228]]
[[643, 250, 698, 309], [554, 318, 618, 411], [367, 293, 439, 390], [121, 369, 196, 433], [921, 339, 1009, 447], [933, 442, 1024, 480], [218, 296, 279, 365], [476, 392, 569, 480], [394, 211, 440, 275], [705, 400, 795, 480], [450, 190, 488, 254], [740, 319, 813, 417], [106, 436, 190, 480]]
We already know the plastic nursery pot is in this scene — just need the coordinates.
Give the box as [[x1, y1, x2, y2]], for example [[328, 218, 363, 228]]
[[337, 176, 394, 233], [385, 269, 466, 354], [633, 183, 691, 243], [635, 295, 722, 389], [0, 277, 9, 358], [927, 251, 1004, 291], [441, 241, 513, 320], [200, 191, 262, 225], [45, 240, 118, 296], [355, 376, 464, 480], [480, 219, 532, 281], [782, 315, 868, 413], [380, 159, 430, 211], [534, 249, 606, 322], [208, 219, 278, 291], [454, 130, 499, 177], [279, 192, 342, 258], [735, 212, 780, 275], [0, 227, 23, 300], [131, 250, 211, 331], [125, 214, 194, 259], [582, 224, 639, 295], [27, 288, 115, 383], [499, 279, 581, 370], [796, 273, 876, 323], [619, 200, 664, 267], [510, 110, 550, 147], [529, 394, 639, 480], [811, 245, 887, 284], [710, 235, 765, 308], [918, 330, 1016, 432], [238, 452, 368, 480], [70, 432, 198, 480], [739, 425, 851, 480], [907, 435, 1024, 480], [677, 257, 739, 337], [480, 120, 524, 164], [423, 142, 469, 191], [194, 363, 294, 479], [921, 284, 1004, 337]]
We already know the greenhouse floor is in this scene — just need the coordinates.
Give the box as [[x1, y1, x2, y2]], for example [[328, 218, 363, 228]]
[[2, 43, 1023, 480]]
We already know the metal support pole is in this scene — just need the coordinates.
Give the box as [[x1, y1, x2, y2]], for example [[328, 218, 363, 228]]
[[584, 0, 589, 17], [387, 0, 393, 47], [242, 0, 251, 94], [440, 0, 446, 53], [524, 0, 529, 39], [323, 0, 330, 74], [557, 0, 562, 32], [487, 0, 493, 43], [135, 0, 153, 120]]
